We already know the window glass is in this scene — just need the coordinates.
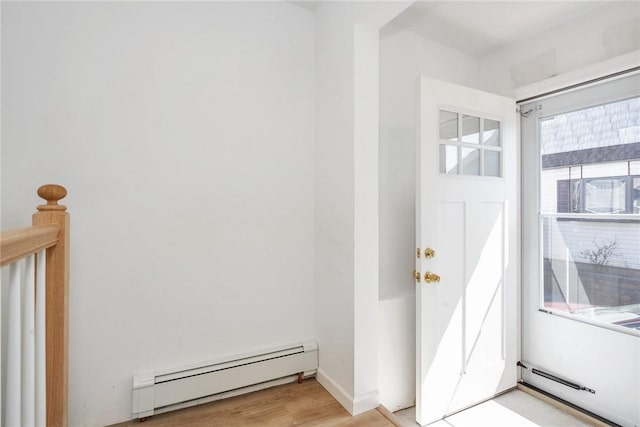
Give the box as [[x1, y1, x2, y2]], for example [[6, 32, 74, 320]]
[[484, 150, 501, 177], [461, 115, 480, 144], [584, 178, 626, 213], [570, 180, 581, 213], [461, 147, 480, 175], [539, 96, 640, 330], [483, 119, 500, 146], [542, 216, 639, 327], [439, 110, 458, 141], [634, 178, 640, 214], [440, 144, 458, 174]]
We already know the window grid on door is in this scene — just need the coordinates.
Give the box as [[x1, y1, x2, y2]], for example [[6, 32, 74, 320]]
[[439, 110, 502, 177]]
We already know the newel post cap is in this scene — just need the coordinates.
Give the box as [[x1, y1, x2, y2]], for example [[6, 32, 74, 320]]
[[37, 184, 68, 211]]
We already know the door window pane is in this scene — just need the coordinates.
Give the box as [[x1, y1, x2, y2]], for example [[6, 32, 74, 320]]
[[483, 119, 500, 146], [484, 150, 501, 177], [440, 144, 459, 174], [440, 110, 458, 141], [461, 115, 480, 144], [461, 147, 480, 175]]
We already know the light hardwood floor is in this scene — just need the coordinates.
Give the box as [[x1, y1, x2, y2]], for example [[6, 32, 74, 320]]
[[112, 379, 394, 427]]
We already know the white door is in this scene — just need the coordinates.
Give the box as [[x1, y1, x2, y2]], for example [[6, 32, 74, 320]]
[[416, 77, 518, 426], [521, 74, 640, 427]]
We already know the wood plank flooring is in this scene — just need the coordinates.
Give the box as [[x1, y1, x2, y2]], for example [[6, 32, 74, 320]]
[[112, 379, 394, 427]]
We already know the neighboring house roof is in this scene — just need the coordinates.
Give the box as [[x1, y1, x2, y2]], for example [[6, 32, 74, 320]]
[[542, 142, 640, 168], [540, 97, 640, 155]]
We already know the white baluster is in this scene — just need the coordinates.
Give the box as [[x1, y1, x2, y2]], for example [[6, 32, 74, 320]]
[[35, 250, 47, 426], [23, 254, 36, 426], [6, 261, 23, 427]]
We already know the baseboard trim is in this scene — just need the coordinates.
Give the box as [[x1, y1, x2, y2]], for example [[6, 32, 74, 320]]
[[517, 382, 619, 427], [316, 368, 380, 416], [316, 368, 355, 414], [353, 390, 379, 415]]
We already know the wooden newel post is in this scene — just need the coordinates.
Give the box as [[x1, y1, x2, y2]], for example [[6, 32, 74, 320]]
[[33, 184, 69, 427]]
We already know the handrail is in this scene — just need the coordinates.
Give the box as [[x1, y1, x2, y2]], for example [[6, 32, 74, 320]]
[[1, 184, 70, 427], [1, 224, 60, 267]]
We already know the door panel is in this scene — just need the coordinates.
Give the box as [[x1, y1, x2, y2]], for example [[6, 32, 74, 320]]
[[416, 78, 518, 426], [465, 202, 505, 370], [421, 202, 465, 417]]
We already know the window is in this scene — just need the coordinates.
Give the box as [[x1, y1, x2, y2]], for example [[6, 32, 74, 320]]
[[557, 174, 639, 214], [439, 110, 502, 177], [539, 96, 640, 330], [585, 177, 626, 213]]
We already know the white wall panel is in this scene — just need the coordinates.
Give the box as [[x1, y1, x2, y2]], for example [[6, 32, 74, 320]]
[[1, 3, 315, 425]]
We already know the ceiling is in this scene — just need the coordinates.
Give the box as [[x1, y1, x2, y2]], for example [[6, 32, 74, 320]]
[[286, 0, 637, 59], [389, 1, 613, 58], [287, 0, 323, 11]]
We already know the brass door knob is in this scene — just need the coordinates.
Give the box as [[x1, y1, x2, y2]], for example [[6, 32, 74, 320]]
[[424, 248, 435, 258], [424, 271, 440, 283]]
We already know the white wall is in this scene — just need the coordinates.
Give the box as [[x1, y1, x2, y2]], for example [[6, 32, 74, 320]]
[[378, 23, 482, 411], [479, 1, 640, 98], [1, 2, 315, 425], [314, 2, 357, 410], [314, 2, 411, 414], [379, 23, 482, 301]]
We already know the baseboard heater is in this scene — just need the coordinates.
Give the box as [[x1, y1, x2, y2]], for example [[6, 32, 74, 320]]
[[132, 340, 318, 419], [517, 361, 595, 394]]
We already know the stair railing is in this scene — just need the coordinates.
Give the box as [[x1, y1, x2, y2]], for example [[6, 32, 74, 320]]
[[1, 184, 70, 427]]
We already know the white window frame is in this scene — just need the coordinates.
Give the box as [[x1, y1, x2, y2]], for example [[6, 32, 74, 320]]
[[521, 71, 640, 336]]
